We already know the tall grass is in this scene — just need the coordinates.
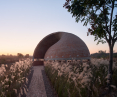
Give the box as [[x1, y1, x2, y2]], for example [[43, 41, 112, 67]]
[[0, 58, 32, 97], [44, 59, 117, 97], [0, 55, 21, 65]]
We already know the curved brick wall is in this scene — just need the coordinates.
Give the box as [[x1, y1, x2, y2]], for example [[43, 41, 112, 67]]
[[33, 32, 90, 66]]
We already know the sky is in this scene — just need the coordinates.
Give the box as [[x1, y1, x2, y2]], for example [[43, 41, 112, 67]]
[[0, 0, 117, 56]]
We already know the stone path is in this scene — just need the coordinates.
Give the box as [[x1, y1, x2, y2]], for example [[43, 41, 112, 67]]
[[26, 66, 57, 97]]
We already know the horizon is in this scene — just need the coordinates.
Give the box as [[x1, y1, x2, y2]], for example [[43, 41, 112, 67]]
[[0, 1, 117, 56], [1, 50, 117, 56]]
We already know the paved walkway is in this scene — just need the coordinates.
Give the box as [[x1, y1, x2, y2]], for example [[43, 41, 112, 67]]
[[26, 66, 47, 97], [26, 66, 57, 97]]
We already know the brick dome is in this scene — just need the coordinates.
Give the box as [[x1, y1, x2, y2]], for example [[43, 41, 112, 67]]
[[33, 32, 90, 65]]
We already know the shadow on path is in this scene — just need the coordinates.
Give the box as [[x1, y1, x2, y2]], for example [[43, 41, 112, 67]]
[[42, 70, 58, 97]]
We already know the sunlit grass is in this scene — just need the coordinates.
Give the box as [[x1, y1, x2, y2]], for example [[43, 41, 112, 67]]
[[0, 58, 32, 97], [44, 59, 117, 97]]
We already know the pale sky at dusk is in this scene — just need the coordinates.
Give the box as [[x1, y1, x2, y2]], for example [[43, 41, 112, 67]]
[[0, 0, 117, 56]]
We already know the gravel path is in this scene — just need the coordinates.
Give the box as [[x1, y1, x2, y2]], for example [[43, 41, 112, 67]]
[[42, 70, 58, 97], [26, 66, 47, 97], [26, 66, 57, 97]]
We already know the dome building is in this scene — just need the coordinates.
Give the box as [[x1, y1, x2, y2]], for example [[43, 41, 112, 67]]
[[33, 32, 90, 66]]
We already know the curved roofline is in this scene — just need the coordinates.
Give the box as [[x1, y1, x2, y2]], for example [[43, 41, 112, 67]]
[[33, 31, 90, 65]]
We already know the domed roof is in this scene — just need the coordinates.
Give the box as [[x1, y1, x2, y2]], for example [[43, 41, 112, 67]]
[[44, 32, 90, 60], [33, 32, 90, 65]]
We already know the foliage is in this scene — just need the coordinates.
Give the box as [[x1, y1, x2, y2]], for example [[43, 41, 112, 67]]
[[0, 58, 32, 97], [63, 0, 117, 87], [113, 53, 117, 58], [64, 0, 117, 44], [17, 53, 24, 58], [91, 51, 117, 59], [98, 50, 106, 54], [25, 54, 29, 58], [0, 55, 21, 65], [44, 59, 117, 97]]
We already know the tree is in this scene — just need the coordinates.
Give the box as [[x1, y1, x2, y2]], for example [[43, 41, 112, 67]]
[[25, 54, 29, 58], [64, 0, 117, 88], [98, 50, 106, 53], [17, 53, 24, 58]]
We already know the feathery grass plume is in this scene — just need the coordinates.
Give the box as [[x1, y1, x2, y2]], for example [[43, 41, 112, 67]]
[[23, 87, 27, 95], [13, 88, 17, 94], [44, 58, 117, 97], [0, 58, 32, 97]]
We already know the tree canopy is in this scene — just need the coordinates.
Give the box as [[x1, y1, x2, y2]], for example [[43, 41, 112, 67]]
[[17, 53, 24, 58], [64, 0, 117, 45]]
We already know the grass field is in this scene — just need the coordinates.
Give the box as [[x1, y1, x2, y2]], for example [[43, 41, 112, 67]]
[[1, 55, 117, 97], [0, 57, 32, 97], [45, 58, 117, 97], [0, 54, 31, 65], [0, 55, 20, 65]]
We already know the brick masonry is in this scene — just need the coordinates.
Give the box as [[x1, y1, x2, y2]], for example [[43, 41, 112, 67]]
[[33, 32, 90, 66]]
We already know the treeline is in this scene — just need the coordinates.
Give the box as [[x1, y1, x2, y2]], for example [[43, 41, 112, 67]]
[[17, 53, 30, 58], [91, 50, 117, 59], [0, 53, 31, 64]]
